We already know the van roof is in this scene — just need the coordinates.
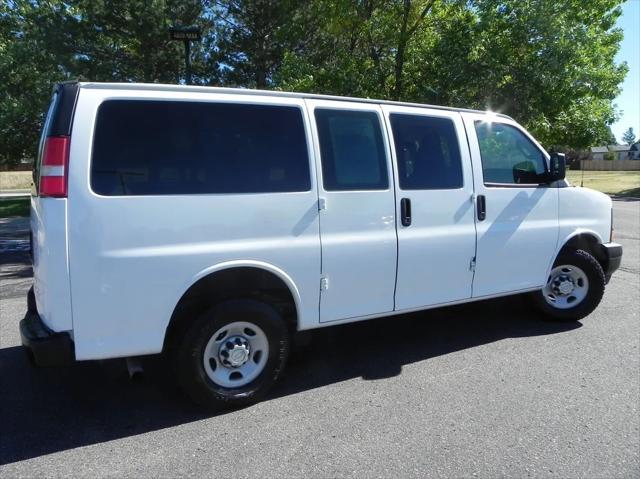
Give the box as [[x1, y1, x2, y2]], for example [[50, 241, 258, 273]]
[[78, 81, 513, 120]]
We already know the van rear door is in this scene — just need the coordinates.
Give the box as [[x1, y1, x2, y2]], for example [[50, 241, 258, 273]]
[[30, 82, 78, 333]]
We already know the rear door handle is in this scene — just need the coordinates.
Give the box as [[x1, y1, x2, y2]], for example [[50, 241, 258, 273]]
[[477, 195, 486, 221], [401, 198, 412, 226]]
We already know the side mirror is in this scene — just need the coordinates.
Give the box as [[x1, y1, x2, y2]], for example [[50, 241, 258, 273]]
[[548, 152, 566, 182]]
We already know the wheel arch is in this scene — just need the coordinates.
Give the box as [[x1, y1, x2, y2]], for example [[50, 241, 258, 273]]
[[163, 261, 301, 352], [547, 229, 607, 278]]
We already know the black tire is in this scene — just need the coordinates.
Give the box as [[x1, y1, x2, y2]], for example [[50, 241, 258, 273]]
[[531, 249, 605, 321], [174, 299, 289, 409]]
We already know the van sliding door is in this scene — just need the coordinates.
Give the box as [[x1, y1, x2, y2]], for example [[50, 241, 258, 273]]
[[383, 106, 477, 310], [306, 100, 397, 323]]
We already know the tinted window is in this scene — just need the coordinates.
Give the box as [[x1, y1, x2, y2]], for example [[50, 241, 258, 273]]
[[91, 101, 310, 195], [315, 109, 388, 190], [390, 114, 463, 190], [474, 122, 547, 185]]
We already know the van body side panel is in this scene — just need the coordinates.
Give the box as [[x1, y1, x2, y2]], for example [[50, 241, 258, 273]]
[[556, 187, 612, 250], [68, 89, 321, 360], [30, 197, 73, 332]]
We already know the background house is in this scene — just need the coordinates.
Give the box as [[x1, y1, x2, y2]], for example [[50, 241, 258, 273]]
[[590, 146, 609, 160], [609, 144, 632, 160], [589, 144, 634, 160]]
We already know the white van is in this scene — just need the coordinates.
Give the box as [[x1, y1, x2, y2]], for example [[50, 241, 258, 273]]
[[21, 82, 622, 407]]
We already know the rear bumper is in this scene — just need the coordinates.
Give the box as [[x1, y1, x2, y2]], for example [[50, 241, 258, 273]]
[[601, 242, 623, 283], [20, 287, 74, 367]]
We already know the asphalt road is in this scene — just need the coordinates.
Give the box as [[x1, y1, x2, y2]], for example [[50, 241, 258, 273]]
[[1, 201, 638, 478]]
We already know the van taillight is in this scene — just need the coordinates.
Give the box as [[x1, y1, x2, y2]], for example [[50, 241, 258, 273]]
[[40, 136, 70, 197]]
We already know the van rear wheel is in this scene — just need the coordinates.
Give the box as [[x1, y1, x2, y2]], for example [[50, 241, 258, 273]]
[[174, 299, 289, 409], [531, 249, 605, 321]]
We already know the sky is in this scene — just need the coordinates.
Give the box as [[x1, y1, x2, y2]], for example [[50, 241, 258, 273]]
[[611, 0, 640, 144]]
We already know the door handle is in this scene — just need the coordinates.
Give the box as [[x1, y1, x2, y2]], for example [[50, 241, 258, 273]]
[[400, 198, 412, 226], [477, 195, 486, 221]]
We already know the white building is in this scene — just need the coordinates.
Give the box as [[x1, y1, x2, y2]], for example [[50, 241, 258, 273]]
[[589, 144, 634, 160], [590, 146, 609, 160]]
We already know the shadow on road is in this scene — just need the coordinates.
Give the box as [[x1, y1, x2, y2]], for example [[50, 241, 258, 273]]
[[0, 296, 580, 465]]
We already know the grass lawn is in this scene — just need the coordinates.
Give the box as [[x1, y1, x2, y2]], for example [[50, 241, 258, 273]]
[[0, 171, 32, 191], [0, 198, 30, 218], [566, 171, 640, 198]]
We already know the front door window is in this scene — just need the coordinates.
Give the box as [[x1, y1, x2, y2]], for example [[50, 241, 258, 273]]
[[474, 122, 547, 185]]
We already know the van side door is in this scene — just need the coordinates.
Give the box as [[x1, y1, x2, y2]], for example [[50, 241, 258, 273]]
[[306, 100, 397, 323], [382, 106, 476, 309], [462, 112, 559, 297]]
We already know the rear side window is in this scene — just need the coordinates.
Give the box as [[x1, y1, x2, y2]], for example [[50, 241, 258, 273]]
[[314, 109, 388, 191], [91, 101, 311, 195], [474, 121, 547, 185], [389, 114, 463, 190]]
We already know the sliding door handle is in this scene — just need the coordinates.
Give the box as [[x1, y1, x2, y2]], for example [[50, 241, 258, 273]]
[[477, 195, 486, 221], [401, 198, 412, 226]]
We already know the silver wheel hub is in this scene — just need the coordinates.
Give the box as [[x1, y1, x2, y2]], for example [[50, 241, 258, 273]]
[[543, 264, 589, 310], [553, 276, 575, 295], [203, 321, 269, 388], [219, 336, 251, 367]]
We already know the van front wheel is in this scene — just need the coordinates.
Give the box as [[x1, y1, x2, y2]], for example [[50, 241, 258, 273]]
[[175, 299, 289, 409], [531, 249, 605, 321]]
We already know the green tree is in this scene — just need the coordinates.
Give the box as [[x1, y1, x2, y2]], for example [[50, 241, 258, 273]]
[[71, 0, 211, 84], [622, 127, 636, 145], [0, 0, 212, 168], [1, 1, 76, 168], [467, 0, 627, 149], [212, 0, 314, 88], [275, 0, 627, 150], [275, 0, 460, 100], [0, 0, 630, 168]]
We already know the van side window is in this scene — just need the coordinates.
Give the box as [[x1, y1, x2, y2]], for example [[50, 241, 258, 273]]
[[91, 101, 311, 195], [314, 109, 388, 191], [474, 121, 547, 185], [389, 114, 463, 190]]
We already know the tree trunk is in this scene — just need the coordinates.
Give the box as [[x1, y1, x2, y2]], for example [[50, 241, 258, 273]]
[[392, 0, 412, 101], [256, 67, 267, 88]]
